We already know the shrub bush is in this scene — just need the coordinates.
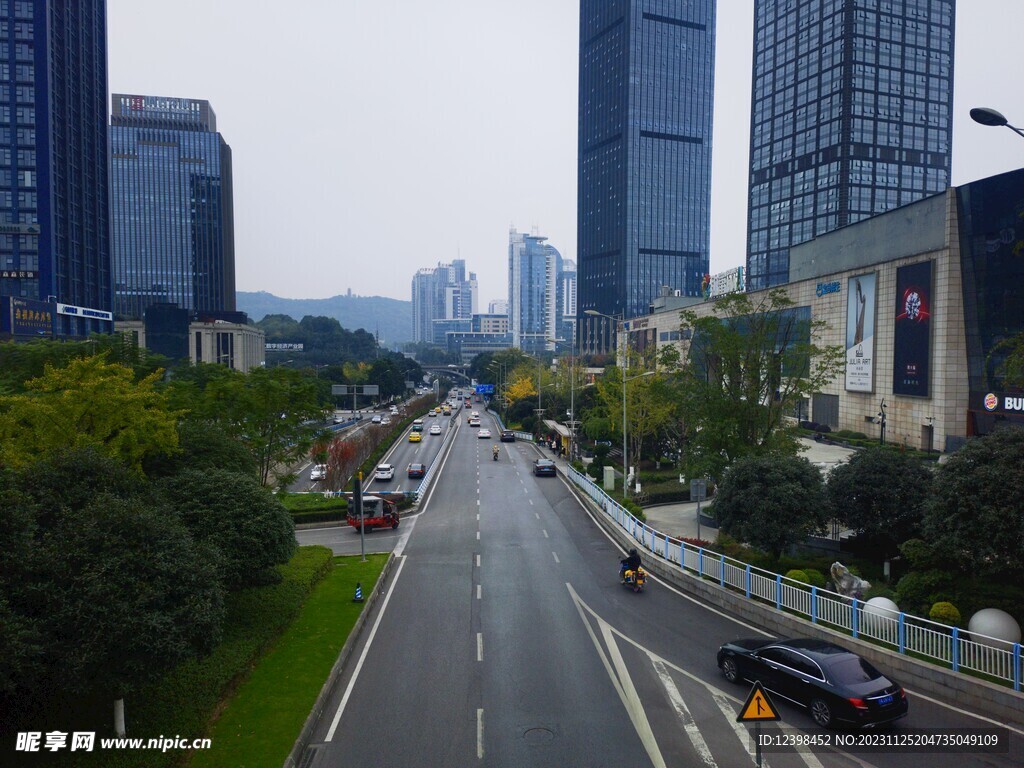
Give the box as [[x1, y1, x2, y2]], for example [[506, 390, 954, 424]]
[[864, 585, 898, 602], [785, 569, 809, 584], [895, 569, 956, 615], [803, 568, 827, 588], [929, 601, 961, 627]]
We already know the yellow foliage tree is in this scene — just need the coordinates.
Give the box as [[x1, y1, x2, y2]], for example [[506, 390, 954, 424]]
[[504, 373, 537, 405], [0, 355, 179, 471]]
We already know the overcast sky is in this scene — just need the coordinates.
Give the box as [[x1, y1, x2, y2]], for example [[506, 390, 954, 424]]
[[107, 0, 1024, 307]]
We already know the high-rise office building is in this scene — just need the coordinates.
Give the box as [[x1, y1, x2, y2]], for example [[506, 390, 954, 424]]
[[577, 0, 716, 353], [411, 258, 476, 344], [508, 228, 575, 353], [746, 0, 955, 290], [0, 0, 112, 337], [109, 94, 235, 319]]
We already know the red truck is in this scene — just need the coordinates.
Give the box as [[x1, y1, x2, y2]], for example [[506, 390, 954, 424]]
[[345, 493, 402, 532]]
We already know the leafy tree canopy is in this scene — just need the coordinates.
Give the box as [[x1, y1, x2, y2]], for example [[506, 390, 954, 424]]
[[158, 468, 295, 589], [670, 289, 843, 480], [714, 454, 829, 558], [826, 447, 933, 559], [0, 355, 179, 471], [923, 427, 1024, 577]]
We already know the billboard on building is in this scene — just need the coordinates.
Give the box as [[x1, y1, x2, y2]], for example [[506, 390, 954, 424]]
[[1, 297, 54, 336], [892, 261, 933, 397], [708, 266, 745, 298], [844, 273, 876, 392]]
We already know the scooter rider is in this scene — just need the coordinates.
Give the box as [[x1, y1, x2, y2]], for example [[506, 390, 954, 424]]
[[492, 444, 499, 460], [621, 548, 641, 575]]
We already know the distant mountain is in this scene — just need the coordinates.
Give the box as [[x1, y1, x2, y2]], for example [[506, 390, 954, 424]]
[[237, 291, 412, 346]]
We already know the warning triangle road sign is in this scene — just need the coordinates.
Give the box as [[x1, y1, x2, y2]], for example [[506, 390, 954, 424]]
[[736, 680, 781, 722]]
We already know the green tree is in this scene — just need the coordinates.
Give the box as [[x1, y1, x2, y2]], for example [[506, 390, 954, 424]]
[[826, 447, 933, 559], [714, 454, 829, 559], [167, 365, 325, 486], [671, 290, 843, 480], [34, 494, 224, 734], [0, 355, 179, 471], [594, 366, 674, 469], [0, 468, 41, 696], [143, 420, 259, 480], [923, 428, 1024, 577], [158, 468, 295, 589]]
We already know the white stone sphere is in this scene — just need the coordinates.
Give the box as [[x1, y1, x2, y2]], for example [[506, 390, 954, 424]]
[[861, 597, 900, 638], [968, 609, 1021, 648]]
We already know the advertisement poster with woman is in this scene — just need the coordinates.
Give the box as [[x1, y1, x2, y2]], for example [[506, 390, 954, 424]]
[[845, 273, 876, 392]]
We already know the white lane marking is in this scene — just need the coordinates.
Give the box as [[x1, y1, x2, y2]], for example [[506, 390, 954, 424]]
[[552, 552, 560, 564], [325, 555, 408, 741], [535, 512, 540, 520], [476, 531, 480, 540], [652, 658, 716, 768], [900, 687, 1024, 737], [476, 513, 480, 521], [476, 499, 480, 506], [600, 620, 669, 768], [542, 529, 549, 538], [570, 584, 870, 768], [477, 708, 484, 760], [476, 554, 481, 567], [477, 632, 483, 661], [529, 499, 534, 505], [477, 584, 481, 600]]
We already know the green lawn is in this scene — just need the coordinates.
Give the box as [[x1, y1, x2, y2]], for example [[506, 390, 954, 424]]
[[189, 554, 389, 768]]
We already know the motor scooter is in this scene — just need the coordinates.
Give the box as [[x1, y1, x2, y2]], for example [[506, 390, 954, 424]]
[[492, 447, 499, 461], [619, 563, 647, 593]]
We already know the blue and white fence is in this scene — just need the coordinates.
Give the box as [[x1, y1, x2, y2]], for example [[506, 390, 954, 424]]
[[567, 465, 1024, 692]]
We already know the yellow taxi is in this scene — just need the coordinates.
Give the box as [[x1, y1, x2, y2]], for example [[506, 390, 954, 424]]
[[408, 431, 422, 443]]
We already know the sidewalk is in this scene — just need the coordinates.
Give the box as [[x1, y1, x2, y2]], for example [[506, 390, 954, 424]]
[[539, 436, 858, 545]]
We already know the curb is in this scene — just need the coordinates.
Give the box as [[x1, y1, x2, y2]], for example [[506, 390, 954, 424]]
[[283, 552, 396, 768], [570, 482, 1024, 727]]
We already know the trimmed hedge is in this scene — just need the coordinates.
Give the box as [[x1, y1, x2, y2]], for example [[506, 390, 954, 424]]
[[68, 547, 334, 768]]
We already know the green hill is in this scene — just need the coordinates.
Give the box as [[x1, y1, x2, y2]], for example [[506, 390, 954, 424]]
[[237, 291, 412, 346]]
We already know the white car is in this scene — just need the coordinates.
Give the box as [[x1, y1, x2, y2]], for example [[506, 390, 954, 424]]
[[310, 464, 327, 481], [477, 429, 491, 439], [429, 424, 442, 435], [468, 418, 480, 427], [374, 464, 395, 481], [381, 417, 391, 425], [371, 415, 382, 424]]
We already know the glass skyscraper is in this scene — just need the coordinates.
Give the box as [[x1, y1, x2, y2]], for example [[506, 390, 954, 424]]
[[508, 227, 571, 353], [109, 94, 235, 320], [411, 258, 476, 344], [577, 0, 715, 353], [0, 0, 112, 337], [746, 0, 955, 290]]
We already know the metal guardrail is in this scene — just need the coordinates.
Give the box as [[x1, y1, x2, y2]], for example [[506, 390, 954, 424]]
[[566, 465, 1024, 692], [486, 409, 534, 443]]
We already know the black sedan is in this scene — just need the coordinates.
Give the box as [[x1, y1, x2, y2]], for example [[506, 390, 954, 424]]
[[500, 430, 516, 442], [533, 459, 557, 477], [716, 637, 907, 729]]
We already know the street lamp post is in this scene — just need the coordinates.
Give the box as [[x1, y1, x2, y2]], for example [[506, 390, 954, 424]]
[[970, 107, 1024, 140], [584, 310, 653, 496], [547, 337, 578, 461]]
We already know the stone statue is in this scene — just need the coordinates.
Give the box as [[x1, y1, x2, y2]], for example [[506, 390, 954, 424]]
[[830, 562, 871, 599]]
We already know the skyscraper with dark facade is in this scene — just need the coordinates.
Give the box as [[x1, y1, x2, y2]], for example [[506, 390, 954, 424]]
[[109, 94, 235, 320], [0, 0, 112, 337], [746, 0, 955, 290], [577, 0, 715, 353]]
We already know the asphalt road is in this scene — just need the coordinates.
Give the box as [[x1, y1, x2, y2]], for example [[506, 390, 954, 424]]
[[298, 411, 1024, 767]]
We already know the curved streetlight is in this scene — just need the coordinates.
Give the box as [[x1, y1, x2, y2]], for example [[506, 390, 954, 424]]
[[583, 310, 653, 496], [970, 107, 1024, 139]]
